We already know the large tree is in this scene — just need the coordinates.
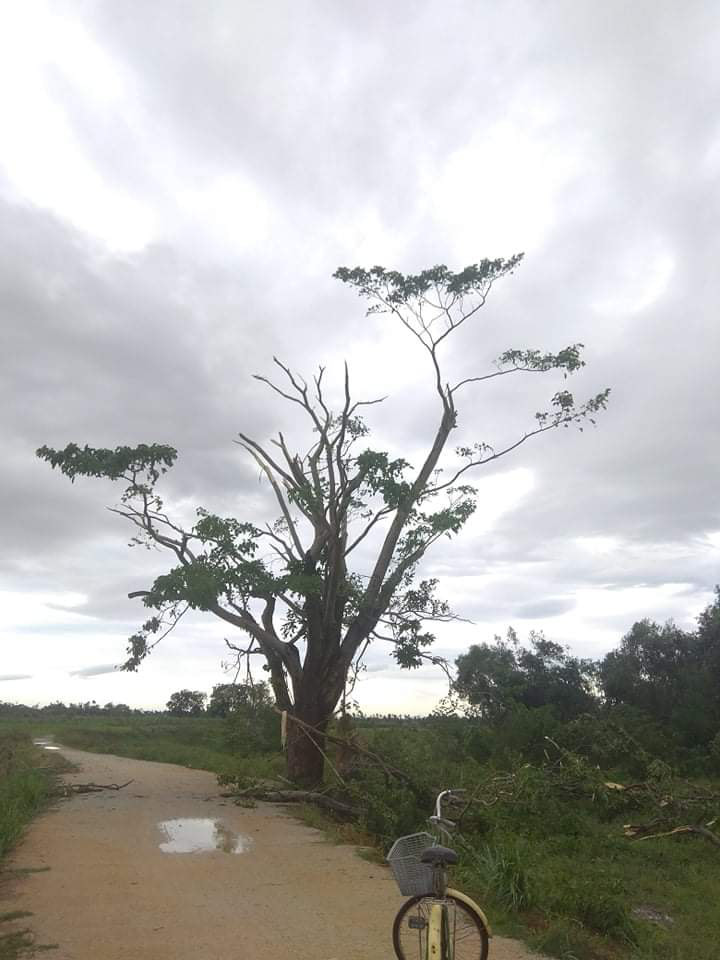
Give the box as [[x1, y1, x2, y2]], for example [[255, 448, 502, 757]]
[[166, 689, 207, 716], [207, 681, 273, 718], [599, 589, 720, 747], [38, 258, 609, 784], [454, 628, 598, 722]]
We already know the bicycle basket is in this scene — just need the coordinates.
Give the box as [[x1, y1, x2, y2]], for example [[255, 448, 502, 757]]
[[386, 832, 435, 896]]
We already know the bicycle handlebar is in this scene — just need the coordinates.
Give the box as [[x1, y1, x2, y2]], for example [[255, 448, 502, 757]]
[[432, 788, 467, 825]]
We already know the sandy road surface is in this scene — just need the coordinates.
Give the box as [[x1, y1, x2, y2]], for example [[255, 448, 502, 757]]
[[2, 747, 541, 959]]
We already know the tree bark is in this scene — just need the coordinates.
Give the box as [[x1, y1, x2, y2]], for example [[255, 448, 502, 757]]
[[286, 713, 327, 787], [284, 662, 339, 787]]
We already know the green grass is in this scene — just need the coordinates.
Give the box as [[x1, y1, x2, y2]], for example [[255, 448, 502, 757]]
[[0, 730, 68, 959], [0, 912, 51, 960], [0, 928, 35, 960], [0, 715, 284, 781], [446, 808, 720, 960], [0, 927, 58, 960], [285, 789, 720, 960], [35, 716, 233, 770], [0, 732, 68, 861], [363, 722, 720, 960], [291, 802, 383, 860]]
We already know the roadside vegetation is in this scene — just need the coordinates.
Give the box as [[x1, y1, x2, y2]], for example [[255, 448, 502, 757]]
[[0, 732, 68, 861], [3, 590, 719, 959], [4, 706, 718, 960], [2, 714, 284, 784], [0, 730, 69, 958]]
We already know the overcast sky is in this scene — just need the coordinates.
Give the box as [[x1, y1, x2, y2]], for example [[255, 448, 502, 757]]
[[1, 0, 718, 714]]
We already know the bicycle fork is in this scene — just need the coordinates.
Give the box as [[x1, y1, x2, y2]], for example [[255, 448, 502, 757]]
[[426, 902, 453, 960]]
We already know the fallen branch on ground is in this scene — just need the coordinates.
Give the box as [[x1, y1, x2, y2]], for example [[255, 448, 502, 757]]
[[54, 779, 134, 796], [224, 784, 359, 817], [624, 820, 720, 848], [276, 709, 431, 801]]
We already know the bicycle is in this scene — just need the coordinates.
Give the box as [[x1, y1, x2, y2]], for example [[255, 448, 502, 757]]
[[387, 789, 491, 960]]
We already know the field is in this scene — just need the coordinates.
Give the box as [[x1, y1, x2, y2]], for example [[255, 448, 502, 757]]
[[2, 712, 719, 960], [0, 714, 281, 779]]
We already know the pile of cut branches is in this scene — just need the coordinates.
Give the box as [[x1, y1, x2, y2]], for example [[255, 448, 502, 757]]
[[454, 740, 720, 851], [616, 778, 720, 848], [218, 711, 433, 821]]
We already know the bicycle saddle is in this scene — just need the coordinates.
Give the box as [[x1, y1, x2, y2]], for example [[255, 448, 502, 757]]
[[420, 845, 459, 865]]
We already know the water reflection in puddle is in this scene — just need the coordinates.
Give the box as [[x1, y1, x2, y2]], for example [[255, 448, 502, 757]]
[[158, 818, 253, 854]]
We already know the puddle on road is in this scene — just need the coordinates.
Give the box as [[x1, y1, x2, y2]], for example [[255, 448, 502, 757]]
[[158, 818, 253, 854]]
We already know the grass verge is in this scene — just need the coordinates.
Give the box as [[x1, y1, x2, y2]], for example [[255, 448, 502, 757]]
[[3, 716, 284, 782], [0, 732, 69, 861], [0, 730, 68, 958]]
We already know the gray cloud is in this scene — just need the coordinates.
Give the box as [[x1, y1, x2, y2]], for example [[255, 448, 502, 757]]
[[1, 0, 718, 709], [513, 598, 576, 620], [69, 663, 120, 678], [0, 674, 34, 682]]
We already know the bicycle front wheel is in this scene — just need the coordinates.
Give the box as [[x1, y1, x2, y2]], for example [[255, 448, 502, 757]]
[[392, 894, 489, 960]]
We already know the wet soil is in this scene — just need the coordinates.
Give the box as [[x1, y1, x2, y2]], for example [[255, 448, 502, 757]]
[[2, 747, 541, 959]]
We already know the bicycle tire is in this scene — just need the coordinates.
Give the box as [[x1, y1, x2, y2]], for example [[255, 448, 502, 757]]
[[392, 893, 489, 960]]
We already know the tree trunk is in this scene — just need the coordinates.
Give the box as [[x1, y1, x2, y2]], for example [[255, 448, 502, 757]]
[[286, 713, 327, 787], [284, 659, 348, 787]]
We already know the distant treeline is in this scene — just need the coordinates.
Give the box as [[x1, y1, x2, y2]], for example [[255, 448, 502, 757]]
[[0, 700, 159, 717], [4, 587, 718, 769], [442, 587, 720, 772]]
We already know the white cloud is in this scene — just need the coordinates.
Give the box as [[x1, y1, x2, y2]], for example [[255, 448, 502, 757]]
[[0, 591, 90, 629], [174, 173, 274, 259], [0, 2, 154, 250], [591, 237, 675, 317], [69, 663, 120, 678], [425, 115, 582, 257], [575, 536, 620, 556]]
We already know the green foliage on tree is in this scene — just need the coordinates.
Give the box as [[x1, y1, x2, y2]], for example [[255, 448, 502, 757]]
[[207, 681, 273, 718], [208, 682, 279, 755], [166, 689, 207, 716], [598, 587, 720, 750], [37, 257, 609, 784], [454, 628, 597, 722], [448, 590, 720, 771]]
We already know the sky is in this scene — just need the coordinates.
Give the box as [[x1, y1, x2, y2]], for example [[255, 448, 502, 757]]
[[1, 0, 718, 714]]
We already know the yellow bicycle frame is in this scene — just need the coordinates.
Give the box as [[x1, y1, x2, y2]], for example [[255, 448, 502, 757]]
[[426, 888, 493, 959], [426, 902, 444, 959]]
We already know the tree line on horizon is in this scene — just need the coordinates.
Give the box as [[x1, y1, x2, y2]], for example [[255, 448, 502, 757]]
[[5, 587, 718, 770], [447, 587, 720, 771]]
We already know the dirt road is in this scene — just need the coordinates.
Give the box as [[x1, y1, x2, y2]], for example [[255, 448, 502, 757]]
[[2, 747, 540, 959]]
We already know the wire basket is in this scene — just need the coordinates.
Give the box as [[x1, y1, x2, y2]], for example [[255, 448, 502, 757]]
[[386, 832, 436, 896]]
